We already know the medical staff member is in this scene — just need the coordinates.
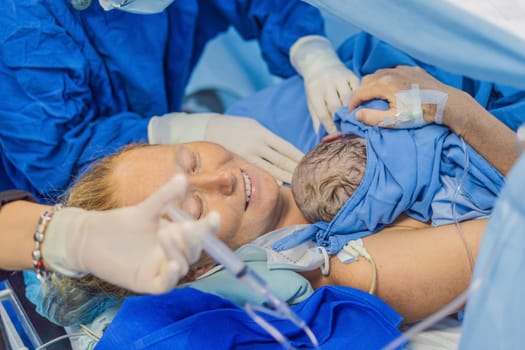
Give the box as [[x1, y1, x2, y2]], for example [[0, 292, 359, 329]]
[[0, 0, 358, 202], [0, 176, 218, 294]]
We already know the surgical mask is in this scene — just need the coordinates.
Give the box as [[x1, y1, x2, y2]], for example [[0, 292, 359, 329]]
[[248, 225, 330, 274], [98, 0, 174, 14]]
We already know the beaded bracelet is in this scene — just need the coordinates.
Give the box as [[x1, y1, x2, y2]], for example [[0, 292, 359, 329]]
[[32, 205, 62, 280]]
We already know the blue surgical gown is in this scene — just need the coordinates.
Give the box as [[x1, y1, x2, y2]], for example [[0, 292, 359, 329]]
[[0, 0, 324, 201]]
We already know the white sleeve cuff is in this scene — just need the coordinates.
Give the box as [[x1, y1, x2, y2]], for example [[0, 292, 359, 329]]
[[289, 35, 342, 80], [43, 208, 89, 278], [148, 113, 212, 144]]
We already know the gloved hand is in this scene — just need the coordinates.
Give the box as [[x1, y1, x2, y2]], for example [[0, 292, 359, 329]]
[[148, 113, 304, 184], [290, 35, 360, 134], [42, 175, 220, 294]]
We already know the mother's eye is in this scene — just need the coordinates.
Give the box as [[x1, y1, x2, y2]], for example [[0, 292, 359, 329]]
[[182, 193, 203, 219], [191, 151, 200, 174]]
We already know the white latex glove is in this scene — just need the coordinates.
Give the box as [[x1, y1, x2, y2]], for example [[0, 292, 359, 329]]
[[42, 175, 220, 294], [290, 35, 360, 134], [148, 113, 304, 184]]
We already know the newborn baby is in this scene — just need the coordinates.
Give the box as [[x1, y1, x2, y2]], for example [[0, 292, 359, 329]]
[[281, 104, 502, 255], [292, 133, 367, 223]]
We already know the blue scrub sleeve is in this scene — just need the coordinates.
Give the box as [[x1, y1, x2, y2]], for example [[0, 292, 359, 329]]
[[205, 0, 325, 78], [0, 2, 149, 201]]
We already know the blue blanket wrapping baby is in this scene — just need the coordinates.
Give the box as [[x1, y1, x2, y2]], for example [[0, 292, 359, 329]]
[[273, 101, 505, 254]]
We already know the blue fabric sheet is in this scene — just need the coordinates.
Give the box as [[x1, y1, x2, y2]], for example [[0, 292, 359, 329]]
[[306, 0, 525, 90], [95, 286, 404, 349], [273, 102, 504, 254], [0, 0, 324, 201], [459, 153, 525, 349]]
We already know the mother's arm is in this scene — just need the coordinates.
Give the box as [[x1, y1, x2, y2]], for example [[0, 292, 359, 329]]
[[0, 200, 49, 272], [348, 65, 519, 175], [301, 216, 486, 323]]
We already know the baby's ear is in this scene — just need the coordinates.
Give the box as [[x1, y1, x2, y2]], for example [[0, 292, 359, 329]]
[[321, 131, 343, 143]]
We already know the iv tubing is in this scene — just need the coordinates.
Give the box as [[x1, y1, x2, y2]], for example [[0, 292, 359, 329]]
[[382, 136, 477, 349]]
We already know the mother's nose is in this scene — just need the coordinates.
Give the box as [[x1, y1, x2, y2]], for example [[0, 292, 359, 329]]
[[190, 169, 235, 196]]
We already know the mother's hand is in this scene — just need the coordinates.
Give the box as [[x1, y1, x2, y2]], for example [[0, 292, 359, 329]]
[[349, 65, 518, 175], [348, 65, 456, 128]]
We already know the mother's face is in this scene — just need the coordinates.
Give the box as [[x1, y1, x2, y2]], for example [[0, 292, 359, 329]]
[[112, 142, 285, 249]]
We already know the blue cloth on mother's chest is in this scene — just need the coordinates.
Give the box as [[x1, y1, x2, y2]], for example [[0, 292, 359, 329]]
[[274, 100, 503, 254]]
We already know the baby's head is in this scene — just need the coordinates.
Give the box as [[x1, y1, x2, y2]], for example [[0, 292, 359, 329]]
[[292, 134, 367, 223]]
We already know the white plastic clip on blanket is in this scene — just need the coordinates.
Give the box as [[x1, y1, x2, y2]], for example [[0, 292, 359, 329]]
[[166, 205, 320, 350]]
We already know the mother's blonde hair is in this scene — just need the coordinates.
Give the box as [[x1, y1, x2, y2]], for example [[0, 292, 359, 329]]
[[43, 144, 146, 326], [44, 142, 217, 326]]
